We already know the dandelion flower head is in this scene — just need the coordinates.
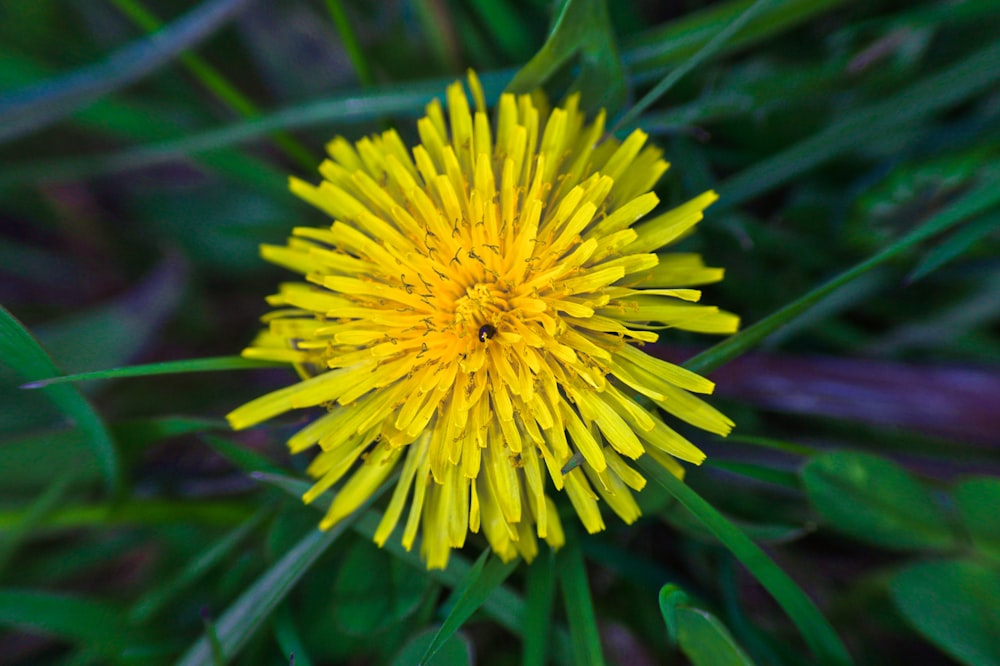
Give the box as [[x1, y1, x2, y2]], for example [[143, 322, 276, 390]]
[[228, 72, 739, 569]]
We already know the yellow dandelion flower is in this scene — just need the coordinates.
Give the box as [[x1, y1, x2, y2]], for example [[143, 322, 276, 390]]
[[228, 72, 739, 570]]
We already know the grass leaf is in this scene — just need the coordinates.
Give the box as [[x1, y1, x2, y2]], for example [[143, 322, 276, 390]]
[[173, 495, 377, 665], [557, 533, 605, 666], [420, 551, 519, 664], [0, 305, 120, 494], [0, 0, 251, 144], [612, 0, 776, 134], [717, 41, 1000, 209], [686, 169, 1000, 375], [23, 356, 282, 389], [523, 551, 556, 666]]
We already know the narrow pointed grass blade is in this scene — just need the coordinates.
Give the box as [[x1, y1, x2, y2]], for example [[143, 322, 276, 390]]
[[108, 0, 316, 170], [686, 170, 1000, 375], [506, 0, 625, 114], [22, 356, 282, 389], [0, 0, 251, 144], [0, 476, 74, 575], [612, 0, 774, 134], [420, 551, 520, 664], [0, 72, 512, 188], [173, 486, 385, 666], [523, 551, 556, 666], [907, 210, 1000, 283], [557, 533, 605, 666], [257, 471, 577, 665], [717, 41, 1000, 209], [0, 306, 120, 494], [128, 507, 270, 624], [0, 590, 148, 657]]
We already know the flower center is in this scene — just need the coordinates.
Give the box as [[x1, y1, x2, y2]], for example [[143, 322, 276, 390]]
[[453, 281, 511, 338]]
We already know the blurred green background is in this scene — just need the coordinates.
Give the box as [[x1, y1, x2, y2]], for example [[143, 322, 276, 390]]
[[1, 0, 999, 664]]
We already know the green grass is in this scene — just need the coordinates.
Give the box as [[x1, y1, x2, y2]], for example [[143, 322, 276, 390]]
[[2, 1, 999, 664]]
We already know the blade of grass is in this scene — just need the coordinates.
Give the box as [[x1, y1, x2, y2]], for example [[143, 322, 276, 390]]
[[0, 306, 120, 495], [108, 0, 316, 170], [112, 416, 226, 450], [686, 169, 1000, 375], [705, 460, 800, 490], [0, 590, 148, 656], [21, 356, 283, 389], [0, 52, 289, 197], [623, 0, 850, 77], [273, 602, 314, 666], [523, 550, 556, 666], [717, 40, 1000, 209], [722, 435, 818, 457], [0, 0, 251, 144], [323, 0, 374, 87], [202, 433, 285, 476], [128, 507, 270, 624], [256, 471, 576, 665], [0, 476, 74, 575], [557, 532, 605, 666], [907, 210, 1000, 282], [201, 610, 227, 666], [638, 457, 853, 665], [174, 485, 385, 666], [0, 499, 251, 532], [420, 551, 520, 665], [611, 0, 774, 134], [0, 71, 513, 188], [506, 0, 625, 113], [466, 0, 536, 60]]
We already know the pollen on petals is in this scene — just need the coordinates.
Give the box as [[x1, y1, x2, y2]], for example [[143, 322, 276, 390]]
[[227, 70, 738, 569]]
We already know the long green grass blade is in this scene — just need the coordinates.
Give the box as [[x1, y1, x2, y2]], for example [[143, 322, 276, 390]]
[[173, 493, 380, 665], [0, 53, 289, 197], [0, 590, 147, 655], [0, 499, 250, 531], [0, 0, 250, 144], [0, 306, 120, 494], [0, 72, 512, 188], [128, 507, 270, 623], [420, 551, 520, 665], [108, 0, 316, 170], [638, 457, 853, 665], [612, 0, 774, 134], [558, 534, 605, 666], [256, 471, 576, 665], [22, 355, 283, 389], [202, 433, 285, 476], [323, 0, 374, 86], [623, 0, 850, 76], [523, 551, 556, 666], [506, 0, 625, 113], [686, 169, 1000, 374], [907, 210, 1000, 283], [717, 41, 1000, 208], [0, 476, 74, 575]]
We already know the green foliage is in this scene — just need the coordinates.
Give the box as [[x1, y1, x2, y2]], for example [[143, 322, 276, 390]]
[[891, 560, 1000, 666], [1, 0, 998, 664], [659, 585, 755, 666], [802, 451, 954, 551]]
